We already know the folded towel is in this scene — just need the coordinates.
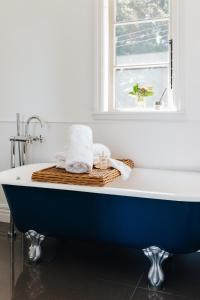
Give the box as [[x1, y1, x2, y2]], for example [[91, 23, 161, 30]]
[[109, 158, 132, 181], [55, 152, 66, 169], [65, 125, 93, 174]]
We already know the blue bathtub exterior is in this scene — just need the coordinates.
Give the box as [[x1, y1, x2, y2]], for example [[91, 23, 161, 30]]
[[3, 184, 200, 254]]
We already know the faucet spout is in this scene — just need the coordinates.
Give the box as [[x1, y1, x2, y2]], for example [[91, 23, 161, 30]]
[[25, 115, 44, 137], [22, 115, 44, 165]]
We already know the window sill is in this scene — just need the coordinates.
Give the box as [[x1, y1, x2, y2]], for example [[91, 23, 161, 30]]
[[93, 110, 186, 121]]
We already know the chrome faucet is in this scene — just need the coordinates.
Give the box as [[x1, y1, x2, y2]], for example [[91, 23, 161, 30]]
[[22, 115, 44, 165], [10, 114, 44, 165], [25, 115, 44, 143], [9, 113, 45, 238]]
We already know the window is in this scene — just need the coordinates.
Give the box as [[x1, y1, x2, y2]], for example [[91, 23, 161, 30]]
[[97, 0, 179, 115]]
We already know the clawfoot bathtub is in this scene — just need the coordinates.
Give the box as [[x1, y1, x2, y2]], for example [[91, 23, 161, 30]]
[[1, 163, 200, 288]]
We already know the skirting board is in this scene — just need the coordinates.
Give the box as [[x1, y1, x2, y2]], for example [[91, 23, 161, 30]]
[[0, 204, 10, 223]]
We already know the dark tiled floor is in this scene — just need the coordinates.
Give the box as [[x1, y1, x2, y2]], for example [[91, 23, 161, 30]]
[[0, 223, 200, 300]]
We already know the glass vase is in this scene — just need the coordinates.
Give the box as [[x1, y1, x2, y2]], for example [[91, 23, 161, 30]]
[[136, 95, 145, 108]]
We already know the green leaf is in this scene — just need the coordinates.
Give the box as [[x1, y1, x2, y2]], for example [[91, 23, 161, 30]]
[[133, 83, 139, 93], [145, 91, 154, 97], [129, 83, 154, 98]]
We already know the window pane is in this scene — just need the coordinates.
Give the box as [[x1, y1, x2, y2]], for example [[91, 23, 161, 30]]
[[116, 21, 169, 65], [116, 0, 169, 23], [115, 67, 168, 110]]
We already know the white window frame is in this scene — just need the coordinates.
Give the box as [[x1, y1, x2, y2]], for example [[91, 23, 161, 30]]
[[94, 0, 183, 120]]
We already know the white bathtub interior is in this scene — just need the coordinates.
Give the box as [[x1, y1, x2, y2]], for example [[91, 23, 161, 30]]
[[1, 163, 200, 202]]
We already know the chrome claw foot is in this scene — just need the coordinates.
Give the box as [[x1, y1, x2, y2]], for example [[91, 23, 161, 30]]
[[143, 246, 169, 288], [25, 230, 45, 263]]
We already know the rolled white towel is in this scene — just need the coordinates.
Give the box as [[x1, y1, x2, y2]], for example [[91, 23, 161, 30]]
[[65, 125, 93, 173]]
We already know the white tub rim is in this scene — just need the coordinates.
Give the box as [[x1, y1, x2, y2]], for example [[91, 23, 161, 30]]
[[0, 163, 200, 203]]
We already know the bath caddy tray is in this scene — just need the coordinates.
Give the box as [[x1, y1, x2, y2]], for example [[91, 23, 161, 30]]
[[32, 159, 134, 187]]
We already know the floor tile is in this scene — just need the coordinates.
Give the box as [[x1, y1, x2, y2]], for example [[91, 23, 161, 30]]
[[47, 239, 147, 287], [139, 253, 200, 300], [132, 288, 191, 300], [13, 270, 135, 300], [0, 222, 199, 300]]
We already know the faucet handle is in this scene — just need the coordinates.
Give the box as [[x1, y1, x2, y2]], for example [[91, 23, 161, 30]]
[[29, 135, 43, 144], [29, 136, 33, 144], [39, 135, 43, 143]]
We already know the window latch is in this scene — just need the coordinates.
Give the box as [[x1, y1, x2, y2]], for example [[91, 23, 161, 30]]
[[169, 39, 173, 89]]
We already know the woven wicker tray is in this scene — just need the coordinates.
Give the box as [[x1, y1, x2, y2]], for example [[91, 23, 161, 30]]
[[32, 159, 134, 187]]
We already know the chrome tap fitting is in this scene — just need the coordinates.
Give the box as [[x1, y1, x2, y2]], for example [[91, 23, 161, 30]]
[[25, 115, 44, 141]]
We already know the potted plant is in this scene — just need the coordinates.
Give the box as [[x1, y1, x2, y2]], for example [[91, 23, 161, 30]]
[[129, 83, 154, 107]]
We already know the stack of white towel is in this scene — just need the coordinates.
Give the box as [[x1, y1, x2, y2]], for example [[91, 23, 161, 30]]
[[55, 124, 132, 181]]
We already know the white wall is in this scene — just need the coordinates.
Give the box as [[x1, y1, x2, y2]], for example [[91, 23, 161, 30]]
[[0, 0, 200, 210], [0, 0, 94, 122]]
